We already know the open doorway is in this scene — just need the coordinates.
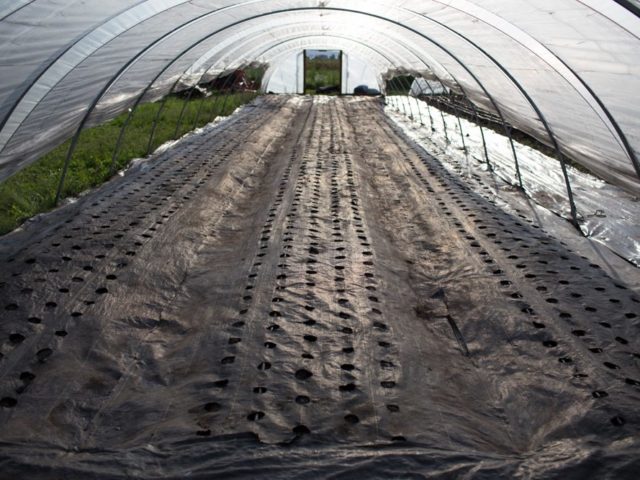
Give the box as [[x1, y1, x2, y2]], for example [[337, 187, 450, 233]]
[[303, 49, 342, 94]]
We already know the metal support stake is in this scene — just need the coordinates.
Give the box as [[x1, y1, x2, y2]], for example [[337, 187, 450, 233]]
[[506, 124, 524, 190], [110, 109, 134, 175], [218, 83, 236, 119], [398, 75, 416, 122], [173, 85, 197, 139], [453, 97, 491, 170], [400, 88, 408, 117], [421, 95, 434, 130], [389, 77, 401, 112], [426, 80, 449, 143], [415, 93, 424, 126], [416, 76, 490, 172], [414, 78, 435, 130], [445, 89, 468, 155], [557, 153, 580, 230], [194, 71, 237, 129], [404, 76, 420, 124], [146, 76, 185, 155], [411, 81, 425, 126], [433, 78, 490, 170], [192, 88, 210, 131], [475, 113, 491, 170], [387, 77, 398, 109], [54, 133, 80, 204], [395, 77, 405, 113]]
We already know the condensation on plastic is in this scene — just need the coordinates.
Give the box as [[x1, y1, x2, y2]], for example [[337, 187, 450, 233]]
[[0, 0, 637, 194], [410, 78, 448, 96]]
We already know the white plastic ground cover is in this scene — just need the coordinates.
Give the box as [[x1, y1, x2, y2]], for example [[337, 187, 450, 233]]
[[0, 0, 638, 195], [385, 95, 640, 268]]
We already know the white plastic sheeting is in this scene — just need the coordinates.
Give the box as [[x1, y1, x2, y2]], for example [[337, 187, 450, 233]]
[[0, 0, 638, 195], [386, 95, 640, 267], [410, 78, 448, 96]]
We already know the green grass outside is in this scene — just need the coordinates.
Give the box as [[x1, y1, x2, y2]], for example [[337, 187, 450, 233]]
[[244, 66, 266, 90], [304, 57, 342, 94], [0, 91, 257, 236]]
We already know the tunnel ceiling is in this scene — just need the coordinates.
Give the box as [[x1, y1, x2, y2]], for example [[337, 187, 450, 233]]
[[0, 0, 638, 193]]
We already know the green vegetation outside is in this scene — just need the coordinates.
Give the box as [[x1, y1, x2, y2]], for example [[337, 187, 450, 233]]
[[0, 91, 257, 236], [304, 51, 342, 94], [244, 66, 265, 90]]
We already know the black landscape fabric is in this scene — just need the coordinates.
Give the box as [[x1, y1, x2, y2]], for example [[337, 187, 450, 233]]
[[0, 96, 638, 479]]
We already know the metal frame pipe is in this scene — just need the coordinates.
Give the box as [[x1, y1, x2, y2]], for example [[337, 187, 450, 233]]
[[435, 81, 468, 155], [1, 2, 629, 211], [53, 6, 236, 204], [5, 2, 636, 185], [412, 11, 581, 229], [173, 83, 198, 139], [0, 0, 150, 137], [55, 5, 512, 205], [397, 75, 417, 122], [415, 75, 450, 143], [430, 79, 490, 168], [195, 70, 239, 129], [146, 75, 185, 155], [52, 6, 582, 225], [416, 2, 639, 181]]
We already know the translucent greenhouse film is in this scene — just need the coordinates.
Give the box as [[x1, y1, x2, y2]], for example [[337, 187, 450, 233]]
[[0, 1, 638, 191], [0, 1, 639, 479]]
